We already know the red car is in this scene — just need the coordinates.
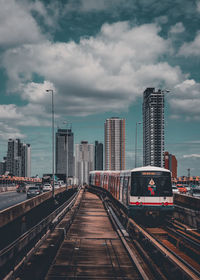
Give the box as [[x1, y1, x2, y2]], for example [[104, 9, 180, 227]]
[[176, 184, 187, 194]]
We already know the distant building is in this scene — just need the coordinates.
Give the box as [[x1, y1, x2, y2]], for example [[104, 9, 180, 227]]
[[143, 88, 165, 167], [6, 139, 18, 175], [104, 117, 125, 170], [75, 141, 94, 184], [56, 128, 74, 179], [94, 141, 103, 170], [21, 143, 31, 177], [0, 158, 6, 175], [164, 151, 177, 178], [5, 139, 31, 177]]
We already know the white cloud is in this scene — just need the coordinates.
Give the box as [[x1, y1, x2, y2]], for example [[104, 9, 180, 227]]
[[196, 1, 200, 12], [168, 79, 200, 120], [0, 104, 23, 119], [169, 98, 200, 120], [183, 154, 200, 158], [0, 0, 46, 47], [0, 122, 25, 140], [0, 103, 51, 128], [169, 22, 185, 34], [179, 32, 200, 56], [21, 81, 56, 102], [3, 22, 184, 117]]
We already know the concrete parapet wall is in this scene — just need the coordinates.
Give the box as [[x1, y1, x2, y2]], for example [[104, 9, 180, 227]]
[[174, 193, 200, 228], [174, 206, 200, 229], [174, 193, 200, 211], [0, 186, 16, 192], [0, 187, 67, 228]]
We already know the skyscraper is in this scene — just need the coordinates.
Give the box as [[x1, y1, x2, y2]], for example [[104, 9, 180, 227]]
[[94, 141, 103, 170], [104, 117, 125, 170], [143, 88, 164, 167], [75, 141, 94, 184], [21, 143, 31, 177], [5, 139, 31, 176], [164, 151, 177, 178], [56, 128, 74, 179]]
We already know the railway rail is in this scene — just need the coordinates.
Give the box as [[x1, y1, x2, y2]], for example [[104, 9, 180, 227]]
[[1, 186, 200, 280], [45, 190, 151, 279], [0, 188, 80, 280], [91, 185, 200, 280]]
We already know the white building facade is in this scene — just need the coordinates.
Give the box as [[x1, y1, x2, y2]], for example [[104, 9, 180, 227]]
[[104, 117, 125, 170], [75, 141, 94, 184]]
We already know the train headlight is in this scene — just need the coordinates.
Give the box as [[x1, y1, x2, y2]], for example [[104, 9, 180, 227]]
[[136, 201, 140, 206]]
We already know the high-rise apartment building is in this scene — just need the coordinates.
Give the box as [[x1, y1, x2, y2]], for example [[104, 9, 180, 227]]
[[143, 88, 164, 167], [104, 117, 125, 170], [164, 151, 177, 178], [75, 141, 94, 184], [56, 128, 74, 179], [5, 139, 31, 176], [0, 158, 6, 175], [94, 141, 103, 170]]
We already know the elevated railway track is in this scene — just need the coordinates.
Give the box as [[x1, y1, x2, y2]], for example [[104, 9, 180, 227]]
[[0, 186, 200, 280]]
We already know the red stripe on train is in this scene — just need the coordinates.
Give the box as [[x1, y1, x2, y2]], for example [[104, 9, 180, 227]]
[[130, 202, 173, 205]]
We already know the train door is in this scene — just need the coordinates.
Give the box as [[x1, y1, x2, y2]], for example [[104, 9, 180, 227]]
[[119, 176, 123, 203], [116, 175, 120, 200], [103, 175, 106, 189], [108, 175, 111, 192], [127, 176, 131, 205]]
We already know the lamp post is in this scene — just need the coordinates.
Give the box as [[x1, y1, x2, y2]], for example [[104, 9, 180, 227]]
[[135, 122, 142, 168], [63, 121, 69, 186], [46, 89, 55, 198]]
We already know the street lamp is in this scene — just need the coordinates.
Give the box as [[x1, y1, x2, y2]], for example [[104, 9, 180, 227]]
[[135, 122, 142, 168], [63, 121, 70, 186], [46, 89, 55, 198]]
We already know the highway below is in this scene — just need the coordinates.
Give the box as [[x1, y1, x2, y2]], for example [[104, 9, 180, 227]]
[[0, 191, 27, 211]]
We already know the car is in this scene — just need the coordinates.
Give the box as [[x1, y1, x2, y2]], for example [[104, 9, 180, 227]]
[[43, 183, 52, 192], [27, 185, 43, 199], [176, 184, 187, 194], [54, 182, 60, 189], [58, 180, 66, 187], [16, 182, 27, 193], [172, 185, 179, 194]]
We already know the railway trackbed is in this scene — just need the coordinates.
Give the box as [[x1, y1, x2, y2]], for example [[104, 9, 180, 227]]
[[126, 217, 200, 280], [3, 187, 200, 280], [45, 190, 152, 280]]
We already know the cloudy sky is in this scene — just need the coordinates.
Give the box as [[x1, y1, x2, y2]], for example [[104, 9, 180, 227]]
[[0, 0, 200, 177]]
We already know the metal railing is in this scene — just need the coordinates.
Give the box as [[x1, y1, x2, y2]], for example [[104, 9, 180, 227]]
[[0, 187, 81, 279]]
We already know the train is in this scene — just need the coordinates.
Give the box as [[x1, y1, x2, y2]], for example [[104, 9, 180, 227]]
[[89, 166, 174, 218]]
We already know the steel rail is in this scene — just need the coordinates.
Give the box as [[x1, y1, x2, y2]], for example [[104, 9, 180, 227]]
[[0, 187, 81, 280], [103, 199, 150, 280], [129, 218, 200, 280], [166, 225, 200, 252]]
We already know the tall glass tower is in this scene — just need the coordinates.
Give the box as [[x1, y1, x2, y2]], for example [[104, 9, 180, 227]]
[[56, 128, 74, 178], [143, 88, 164, 167], [104, 117, 125, 170]]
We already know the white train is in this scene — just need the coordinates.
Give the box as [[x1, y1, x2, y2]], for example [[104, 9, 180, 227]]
[[89, 166, 174, 217]]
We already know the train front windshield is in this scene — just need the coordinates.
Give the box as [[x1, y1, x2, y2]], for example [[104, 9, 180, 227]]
[[131, 171, 172, 196]]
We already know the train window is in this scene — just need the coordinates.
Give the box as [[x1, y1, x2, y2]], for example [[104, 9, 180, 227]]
[[131, 171, 172, 197]]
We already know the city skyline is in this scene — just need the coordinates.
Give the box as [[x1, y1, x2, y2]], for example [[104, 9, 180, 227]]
[[0, 0, 200, 177]]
